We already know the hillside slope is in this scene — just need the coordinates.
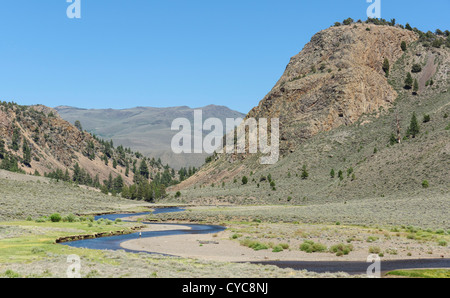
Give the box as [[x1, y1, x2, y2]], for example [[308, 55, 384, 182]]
[[0, 103, 170, 191]]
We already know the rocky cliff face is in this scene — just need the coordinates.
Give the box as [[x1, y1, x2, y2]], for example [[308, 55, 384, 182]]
[[246, 24, 417, 154]]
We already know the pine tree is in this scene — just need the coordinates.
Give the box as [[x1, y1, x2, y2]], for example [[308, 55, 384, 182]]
[[401, 41, 407, 51], [389, 133, 397, 146], [22, 139, 31, 167], [93, 174, 100, 188], [242, 176, 248, 185], [74, 120, 83, 131], [12, 128, 20, 151], [121, 185, 130, 199], [413, 79, 419, 94], [113, 175, 124, 193], [407, 112, 420, 138], [107, 173, 113, 191], [404, 72, 413, 89], [139, 159, 149, 179], [73, 163, 82, 183], [64, 169, 71, 182], [330, 169, 335, 178], [0, 138, 5, 159], [382, 58, 390, 77]]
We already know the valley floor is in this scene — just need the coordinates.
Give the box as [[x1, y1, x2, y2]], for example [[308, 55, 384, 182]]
[[0, 171, 448, 278], [121, 218, 450, 263]]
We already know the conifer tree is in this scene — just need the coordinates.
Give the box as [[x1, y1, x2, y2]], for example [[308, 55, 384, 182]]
[[139, 159, 149, 179], [382, 58, 390, 77], [413, 78, 419, 94], [407, 112, 420, 138], [404, 72, 413, 89]]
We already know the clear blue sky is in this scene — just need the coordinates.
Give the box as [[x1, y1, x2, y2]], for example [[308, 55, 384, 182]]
[[1, 0, 449, 114]]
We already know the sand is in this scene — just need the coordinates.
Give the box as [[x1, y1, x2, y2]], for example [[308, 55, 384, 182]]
[[120, 223, 448, 263]]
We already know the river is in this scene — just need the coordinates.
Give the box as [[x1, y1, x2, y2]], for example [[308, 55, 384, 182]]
[[61, 207, 450, 275]]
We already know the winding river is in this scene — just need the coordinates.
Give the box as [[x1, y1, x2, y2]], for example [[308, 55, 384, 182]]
[[62, 208, 450, 275], [62, 207, 226, 254]]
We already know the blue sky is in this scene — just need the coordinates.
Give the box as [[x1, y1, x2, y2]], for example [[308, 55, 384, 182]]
[[1, 0, 449, 114]]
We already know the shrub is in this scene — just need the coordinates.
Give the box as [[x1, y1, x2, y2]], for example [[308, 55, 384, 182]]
[[422, 180, 429, 189], [280, 243, 289, 249], [240, 239, 268, 251], [401, 41, 407, 51], [175, 191, 181, 198], [369, 246, 381, 254], [272, 245, 284, 253], [242, 176, 248, 185], [423, 115, 431, 123], [3, 269, 21, 278], [231, 234, 241, 239], [50, 213, 62, 223], [367, 236, 379, 243], [336, 170, 343, 181], [301, 165, 309, 180], [300, 240, 327, 253], [329, 243, 353, 256], [438, 240, 448, 247], [343, 18, 354, 26], [31, 247, 44, 254], [411, 64, 422, 73], [64, 214, 77, 223]]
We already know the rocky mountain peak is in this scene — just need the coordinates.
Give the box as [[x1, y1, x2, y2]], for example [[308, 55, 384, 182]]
[[247, 23, 418, 154]]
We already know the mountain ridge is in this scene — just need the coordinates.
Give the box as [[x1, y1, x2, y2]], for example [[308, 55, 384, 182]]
[[55, 104, 246, 169], [168, 21, 450, 204]]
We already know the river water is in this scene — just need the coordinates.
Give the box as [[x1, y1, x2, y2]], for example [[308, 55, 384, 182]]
[[61, 207, 450, 275]]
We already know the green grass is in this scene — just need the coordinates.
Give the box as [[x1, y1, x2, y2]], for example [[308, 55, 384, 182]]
[[0, 220, 140, 264], [386, 269, 450, 278]]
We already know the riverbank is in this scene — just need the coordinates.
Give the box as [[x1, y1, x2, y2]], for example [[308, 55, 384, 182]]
[[120, 220, 449, 264]]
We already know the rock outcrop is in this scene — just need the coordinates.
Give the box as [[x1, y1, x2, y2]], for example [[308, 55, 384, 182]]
[[246, 24, 418, 154]]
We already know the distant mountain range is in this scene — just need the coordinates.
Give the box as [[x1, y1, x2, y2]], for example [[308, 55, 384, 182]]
[[55, 105, 246, 169]]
